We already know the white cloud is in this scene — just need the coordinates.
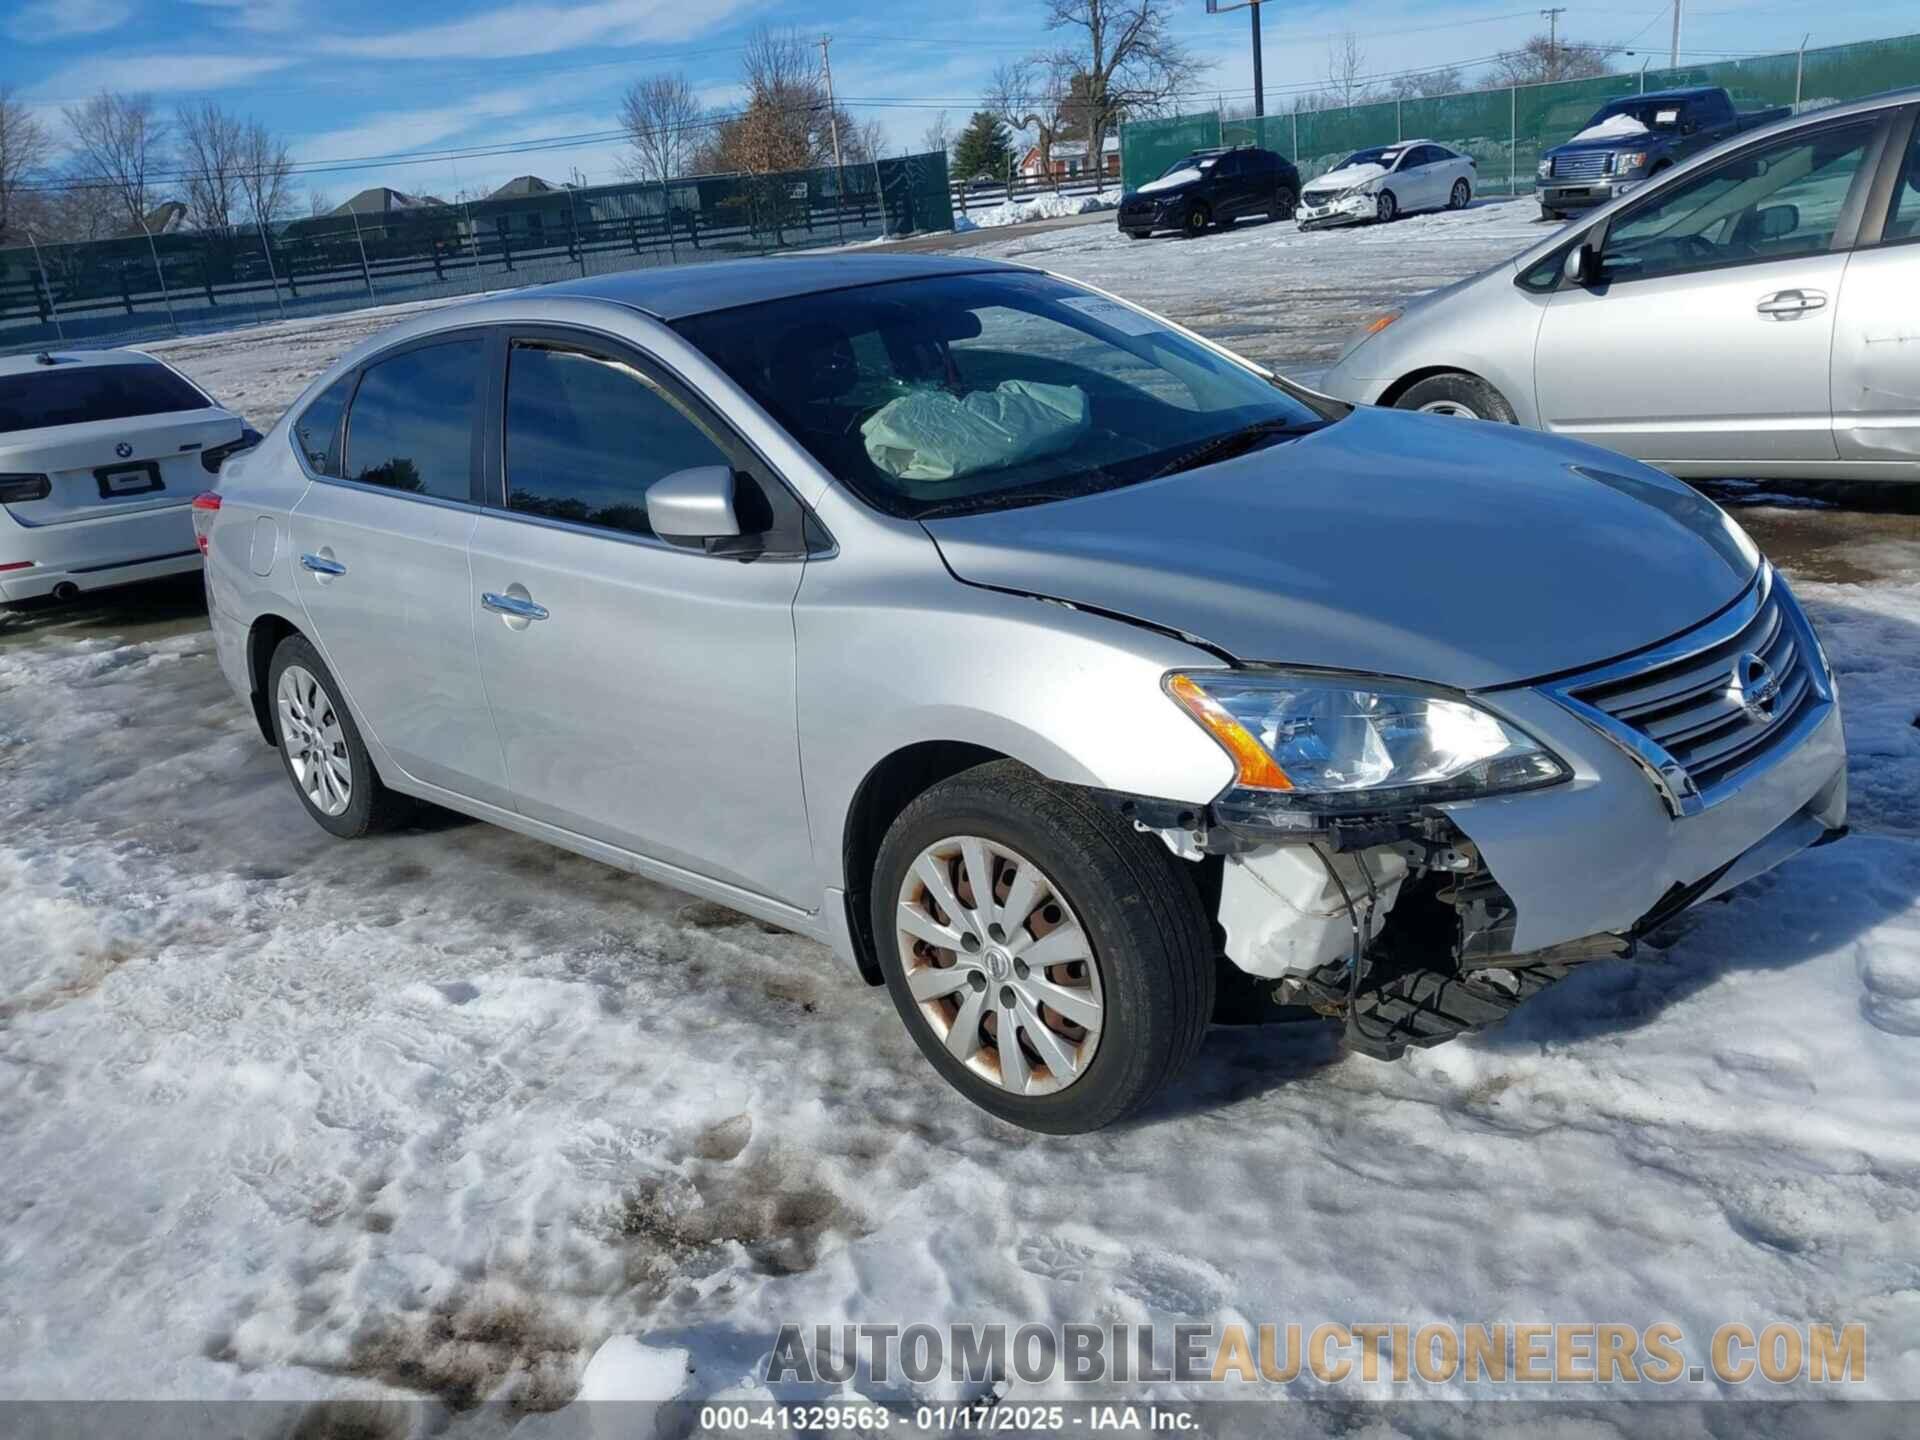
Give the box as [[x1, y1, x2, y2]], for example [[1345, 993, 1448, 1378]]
[[187, 0, 305, 36], [5, 0, 131, 43], [29, 53, 294, 101], [313, 0, 752, 62]]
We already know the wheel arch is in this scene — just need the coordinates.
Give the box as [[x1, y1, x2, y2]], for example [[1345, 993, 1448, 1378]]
[[245, 611, 304, 745], [838, 740, 1011, 984], [1377, 364, 1489, 409]]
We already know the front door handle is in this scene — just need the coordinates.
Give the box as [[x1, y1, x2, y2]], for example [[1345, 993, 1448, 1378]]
[[1756, 288, 1827, 319], [481, 591, 549, 622], [299, 553, 346, 576]]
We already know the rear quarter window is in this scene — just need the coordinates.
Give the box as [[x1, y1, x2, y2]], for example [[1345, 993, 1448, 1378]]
[[0, 363, 211, 435]]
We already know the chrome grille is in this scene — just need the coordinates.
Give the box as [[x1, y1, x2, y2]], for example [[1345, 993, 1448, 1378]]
[[1544, 570, 1832, 815], [1550, 152, 1610, 181]]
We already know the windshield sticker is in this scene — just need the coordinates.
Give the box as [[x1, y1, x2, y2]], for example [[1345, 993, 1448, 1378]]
[[1058, 295, 1162, 336], [1655, 108, 1680, 124]]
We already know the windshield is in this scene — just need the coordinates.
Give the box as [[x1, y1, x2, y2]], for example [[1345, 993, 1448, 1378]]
[[1591, 99, 1685, 130], [1334, 147, 1400, 170], [1157, 153, 1219, 179], [673, 271, 1337, 520]]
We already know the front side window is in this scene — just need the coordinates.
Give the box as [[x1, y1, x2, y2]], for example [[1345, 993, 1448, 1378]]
[[342, 336, 482, 501], [502, 340, 729, 537], [675, 271, 1335, 520], [1881, 120, 1920, 244], [293, 372, 355, 477], [0, 363, 209, 435], [1599, 120, 1877, 283]]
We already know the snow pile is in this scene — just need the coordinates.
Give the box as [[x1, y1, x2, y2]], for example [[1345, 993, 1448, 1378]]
[[952, 187, 1121, 231], [1134, 166, 1203, 195], [1570, 112, 1652, 143]]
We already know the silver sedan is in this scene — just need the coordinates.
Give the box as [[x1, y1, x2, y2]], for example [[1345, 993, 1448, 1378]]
[[1317, 88, 1920, 483], [198, 252, 1845, 1133]]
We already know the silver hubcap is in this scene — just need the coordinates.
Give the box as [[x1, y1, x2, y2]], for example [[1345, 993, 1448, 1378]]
[[276, 664, 353, 817], [896, 836, 1104, 1096], [1452, 182, 1468, 206], [1417, 400, 1479, 418]]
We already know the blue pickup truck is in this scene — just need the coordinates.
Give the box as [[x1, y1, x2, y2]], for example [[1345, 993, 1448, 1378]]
[[1535, 86, 1791, 221]]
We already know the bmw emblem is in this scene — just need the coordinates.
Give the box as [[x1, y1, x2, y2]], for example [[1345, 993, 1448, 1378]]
[[1732, 651, 1782, 724], [115, 441, 133, 458]]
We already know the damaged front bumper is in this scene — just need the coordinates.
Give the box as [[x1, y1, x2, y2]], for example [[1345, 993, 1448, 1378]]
[[1296, 192, 1373, 229]]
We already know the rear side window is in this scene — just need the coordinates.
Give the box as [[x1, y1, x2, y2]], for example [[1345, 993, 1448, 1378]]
[[343, 336, 482, 501], [1882, 121, 1920, 244], [292, 373, 355, 477], [503, 339, 729, 538], [0, 363, 209, 435]]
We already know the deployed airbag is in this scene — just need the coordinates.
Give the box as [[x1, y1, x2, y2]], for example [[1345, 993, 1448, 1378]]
[[862, 381, 1089, 483]]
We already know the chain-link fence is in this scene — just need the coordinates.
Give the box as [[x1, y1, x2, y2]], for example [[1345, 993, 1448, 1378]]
[[0, 152, 954, 356], [1122, 31, 1920, 193]]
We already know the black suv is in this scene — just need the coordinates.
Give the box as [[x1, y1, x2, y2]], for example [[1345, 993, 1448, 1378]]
[[1117, 146, 1301, 239]]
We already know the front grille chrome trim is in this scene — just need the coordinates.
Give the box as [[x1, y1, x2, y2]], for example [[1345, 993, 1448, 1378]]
[[1539, 565, 1834, 818]]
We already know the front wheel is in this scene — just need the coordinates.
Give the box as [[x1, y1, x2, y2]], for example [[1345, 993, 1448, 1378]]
[[1182, 203, 1211, 238], [872, 761, 1214, 1133], [1374, 190, 1398, 223], [1449, 179, 1471, 209], [1395, 371, 1517, 424], [1126, 229, 1153, 240], [1539, 204, 1564, 223], [1274, 185, 1298, 221]]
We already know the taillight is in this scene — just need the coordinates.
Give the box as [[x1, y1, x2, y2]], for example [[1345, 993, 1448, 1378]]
[[0, 473, 52, 504], [202, 427, 264, 474], [191, 491, 222, 554]]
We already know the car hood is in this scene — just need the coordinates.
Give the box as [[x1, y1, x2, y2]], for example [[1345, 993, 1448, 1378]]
[[922, 407, 1759, 691]]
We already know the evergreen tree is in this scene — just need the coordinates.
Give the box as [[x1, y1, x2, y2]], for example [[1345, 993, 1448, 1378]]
[[951, 111, 1013, 181]]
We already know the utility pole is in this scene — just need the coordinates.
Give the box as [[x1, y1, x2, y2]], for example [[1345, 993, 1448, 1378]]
[[819, 35, 844, 174], [1250, 0, 1264, 118], [1669, 0, 1683, 69], [1540, 7, 1566, 79]]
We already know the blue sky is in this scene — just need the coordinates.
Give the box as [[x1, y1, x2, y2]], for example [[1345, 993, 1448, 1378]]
[[3, 0, 1913, 204]]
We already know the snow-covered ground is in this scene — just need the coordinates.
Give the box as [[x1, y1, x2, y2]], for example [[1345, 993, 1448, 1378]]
[[6, 200, 1920, 1423], [952, 187, 1121, 232]]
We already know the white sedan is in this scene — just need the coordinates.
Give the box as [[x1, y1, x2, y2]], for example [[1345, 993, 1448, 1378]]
[[0, 349, 253, 606], [1297, 140, 1476, 228]]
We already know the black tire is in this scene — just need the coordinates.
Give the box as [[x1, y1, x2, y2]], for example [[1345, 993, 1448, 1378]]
[[266, 633, 412, 839], [1182, 203, 1210, 238], [1274, 185, 1298, 221], [1374, 189, 1398, 223], [1539, 204, 1564, 223], [871, 760, 1214, 1134], [1394, 371, 1518, 424], [1126, 229, 1153, 240], [1449, 179, 1471, 209]]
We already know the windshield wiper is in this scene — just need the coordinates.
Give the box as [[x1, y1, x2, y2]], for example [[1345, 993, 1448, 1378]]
[[1148, 418, 1326, 481]]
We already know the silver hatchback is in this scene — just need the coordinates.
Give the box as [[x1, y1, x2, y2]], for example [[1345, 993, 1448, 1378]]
[[1318, 89, 1920, 483], [200, 253, 1846, 1132]]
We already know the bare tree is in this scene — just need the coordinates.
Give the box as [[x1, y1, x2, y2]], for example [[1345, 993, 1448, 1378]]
[[1490, 33, 1615, 85], [733, 25, 828, 173], [987, 59, 1070, 176], [619, 70, 702, 184], [852, 117, 887, 164], [0, 86, 51, 245], [1325, 34, 1372, 109], [63, 91, 169, 231], [1388, 65, 1465, 100], [1033, 1, 1207, 171], [920, 110, 953, 158], [175, 99, 246, 236], [237, 118, 293, 228], [307, 189, 335, 217]]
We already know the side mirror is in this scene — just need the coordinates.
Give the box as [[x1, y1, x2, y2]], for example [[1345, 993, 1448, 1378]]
[[1755, 203, 1799, 240], [646, 465, 740, 543], [1563, 243, 1595, 285]]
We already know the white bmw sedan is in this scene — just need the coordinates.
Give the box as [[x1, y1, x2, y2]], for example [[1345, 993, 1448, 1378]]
[[0, 349, 253, 607]]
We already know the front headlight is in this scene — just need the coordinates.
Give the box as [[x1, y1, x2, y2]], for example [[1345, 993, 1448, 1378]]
[[1537, 159, 1552, 178], [1613, 151, 1648, 173], [1166, 671, 1569, 825], [1339, 183, 1374, 199]]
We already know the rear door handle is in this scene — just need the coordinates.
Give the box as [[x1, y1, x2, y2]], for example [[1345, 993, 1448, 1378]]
[[299, 553, 346, 576], [1756, 288, 1827, 318], [481, 591, 549, 622]]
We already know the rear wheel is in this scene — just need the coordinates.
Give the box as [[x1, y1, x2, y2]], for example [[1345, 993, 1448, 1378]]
[[1182, 203, 1211, 238], [1449, 178, 1471, 209], [1395, 371, 1517, 424], [1274, 185, 1298, 221], [1374, 190, 1398, 223], [268, 634, 411, 839], [872, 761, 1214, 1134]]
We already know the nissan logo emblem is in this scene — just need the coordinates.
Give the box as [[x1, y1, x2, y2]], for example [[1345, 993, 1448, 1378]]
[[1732, 651, 1782, 724], [115, 441, 133, 458]]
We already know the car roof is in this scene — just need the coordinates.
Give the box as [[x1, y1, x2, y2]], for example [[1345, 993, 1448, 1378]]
[[0, 348, 160, 378], [534, 253, 1024, 322], [1621, 86, 1723, 102]]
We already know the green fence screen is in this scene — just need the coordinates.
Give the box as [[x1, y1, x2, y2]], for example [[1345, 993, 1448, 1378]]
[[1, 151, 953, 355], [1121, 30, 1920, 195]]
